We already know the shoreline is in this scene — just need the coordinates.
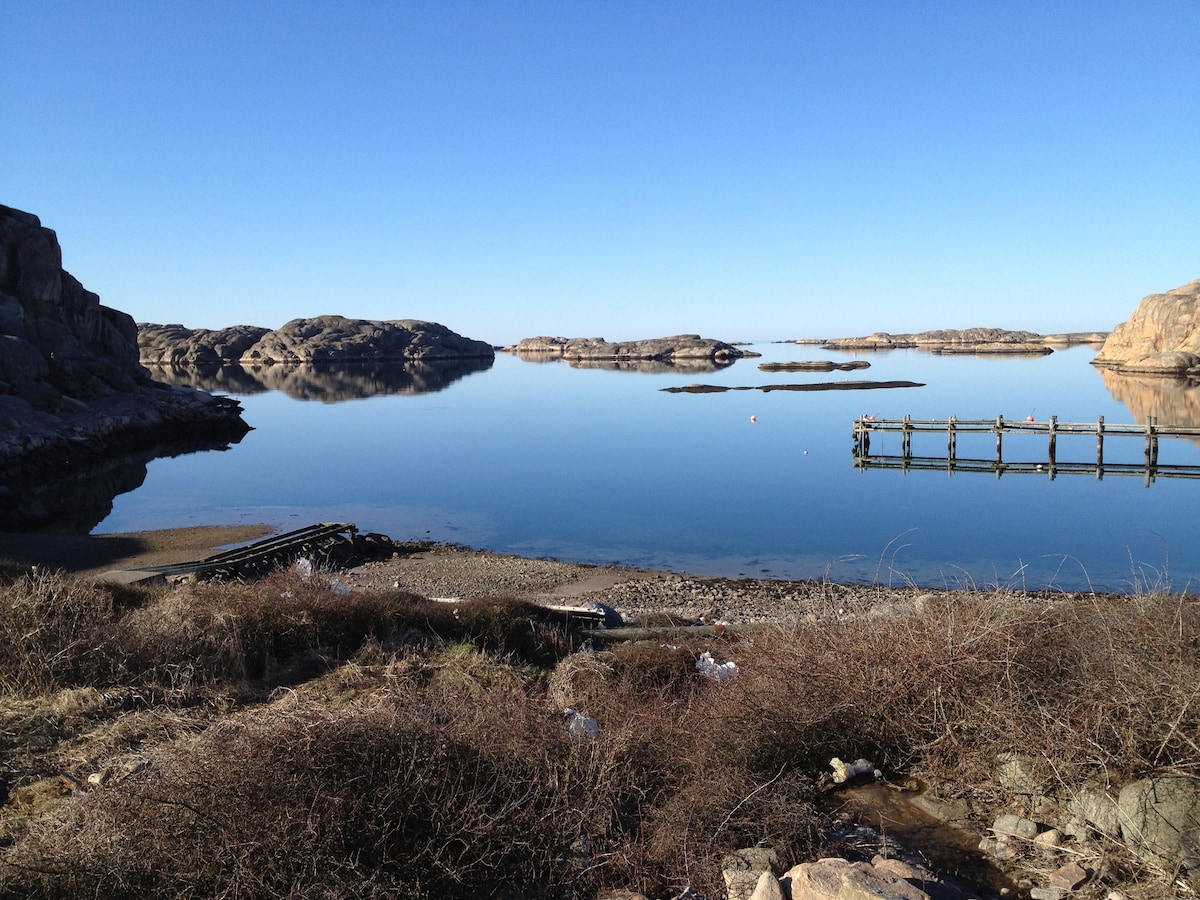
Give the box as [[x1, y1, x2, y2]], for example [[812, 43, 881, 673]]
[[0, 523, 1101, 631]]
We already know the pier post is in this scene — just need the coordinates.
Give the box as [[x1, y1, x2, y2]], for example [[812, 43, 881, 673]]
[[948, 415, 957, 461], [1096, 415, 1105, 479], [902, 414, 912, 458], [994, 415, 1004, 464]]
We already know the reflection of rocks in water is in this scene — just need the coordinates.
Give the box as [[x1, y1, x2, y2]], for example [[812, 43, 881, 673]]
[[144, 364, 269, 395], [1098, 369, 1200, 439], [0, 435, 246, 533], [146, 358, 494, 401], [508, 352, 565, 365], [566, 357, 734, 374]]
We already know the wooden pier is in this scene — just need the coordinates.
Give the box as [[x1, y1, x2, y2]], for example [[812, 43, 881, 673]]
[[101, 522, 360, 584], [851, 415, 1200, 485]]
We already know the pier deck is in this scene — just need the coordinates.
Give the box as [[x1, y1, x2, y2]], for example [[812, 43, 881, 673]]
[[851, 415, 1200, 484]]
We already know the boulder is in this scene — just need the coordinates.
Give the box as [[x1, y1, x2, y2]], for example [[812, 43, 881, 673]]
[[1068, 782, 1122, 838], [782, 857, 931, 899], [237, 315, 494, 365], [995, 752, 1045, 795], [1117, 775, 1200, 870], [722, 847, 780, 900], [1092, 280, 1200, 375]]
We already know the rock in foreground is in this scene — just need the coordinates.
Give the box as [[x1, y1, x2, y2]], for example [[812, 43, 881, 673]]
[[0, 205, 249, 485], [1091, 279, 1200, 376]]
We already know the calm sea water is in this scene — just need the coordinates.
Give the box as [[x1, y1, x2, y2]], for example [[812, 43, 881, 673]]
[[96, 344, 1200, 592]]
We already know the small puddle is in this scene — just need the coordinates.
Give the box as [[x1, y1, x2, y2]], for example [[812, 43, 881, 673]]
[[820, 778, 1021, 898]]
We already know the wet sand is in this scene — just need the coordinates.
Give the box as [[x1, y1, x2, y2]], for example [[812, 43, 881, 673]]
[[0, 524, 277, 577]]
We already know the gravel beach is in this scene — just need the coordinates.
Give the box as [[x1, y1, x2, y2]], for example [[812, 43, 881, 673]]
[[0, 522, 955, 626]]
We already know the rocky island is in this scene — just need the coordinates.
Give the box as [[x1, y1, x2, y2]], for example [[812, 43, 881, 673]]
[[502, 335, 756, 367], [140, 316, 495, 366], [0, 204, 250, 528], [816, 327, 1107, 353]]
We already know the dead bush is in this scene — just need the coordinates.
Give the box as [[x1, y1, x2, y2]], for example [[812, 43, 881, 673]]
[[0, 568, 119, 695]]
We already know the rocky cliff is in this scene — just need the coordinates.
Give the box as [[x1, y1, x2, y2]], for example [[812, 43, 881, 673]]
[[1091, 279, 1200, 376], [0, 204, 250, 529], [140, 316, 495, 366]]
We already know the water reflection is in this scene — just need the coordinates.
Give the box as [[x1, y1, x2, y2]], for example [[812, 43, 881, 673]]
[[1, 435, 247, 534], [145, 357, 494, 401], [1098, 369, 1200, 433], [566, 357, 734, 373], [506, 351, 733, 373]]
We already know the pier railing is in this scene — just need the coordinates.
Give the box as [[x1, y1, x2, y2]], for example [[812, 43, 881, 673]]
[[851, 415, 1200, 485]]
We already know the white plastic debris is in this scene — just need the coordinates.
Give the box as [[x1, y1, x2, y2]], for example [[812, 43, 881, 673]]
[[329, 579, 351, 596], [564, 707, 599, 743], [696, 651, 738, 683], [830, 756, 881, 783], [294, 557, 314, 580]]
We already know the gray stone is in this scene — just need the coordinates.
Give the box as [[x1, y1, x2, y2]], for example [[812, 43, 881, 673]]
[[979, 835, 1020, 860], [1029, 888, 1067, 900], [1118, 775, 1200, 869], [992, 813, 1039, 840], [722, 846, 779, 900], [1069, 782, 1122, 838], [996, 752, 1044, 794]]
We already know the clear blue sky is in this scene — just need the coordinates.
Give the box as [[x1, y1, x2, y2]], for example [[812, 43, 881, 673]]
[[4, 2, 1197, 345]]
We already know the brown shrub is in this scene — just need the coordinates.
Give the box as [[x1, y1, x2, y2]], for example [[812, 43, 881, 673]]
[[0, 568, 119, 695]]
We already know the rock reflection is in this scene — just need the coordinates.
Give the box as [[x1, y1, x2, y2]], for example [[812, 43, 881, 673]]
[[0, 435, 247, 534], [145, 357, 494, 401], [564, 357, 734, 374], [1099, 369, 1200, 440]]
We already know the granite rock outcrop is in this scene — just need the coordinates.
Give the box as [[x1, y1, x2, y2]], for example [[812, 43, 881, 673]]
[[0, 204, 250, 528], [1091, 279, 1200, 376], [0, 204, 144, 410], [138, 323, 271, 366], [236, 316, 495, 365], [504, 335, 754, 363]]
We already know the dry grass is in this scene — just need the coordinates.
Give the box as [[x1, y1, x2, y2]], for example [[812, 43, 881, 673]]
[[0, 561, 1197, 898]]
